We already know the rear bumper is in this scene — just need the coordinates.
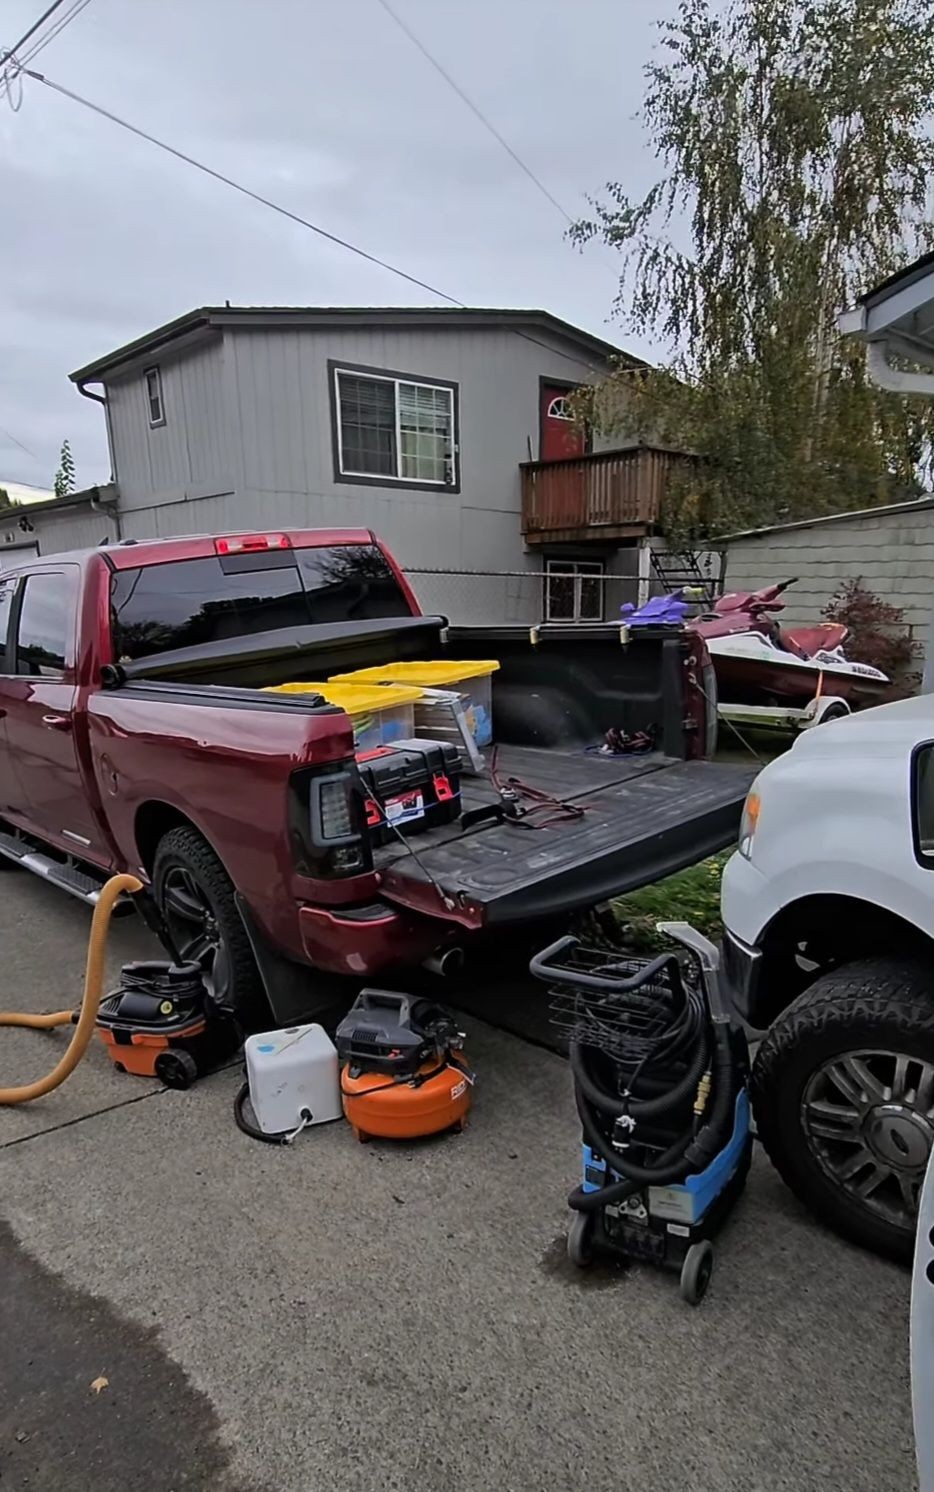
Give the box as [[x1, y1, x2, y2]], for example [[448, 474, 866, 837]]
[[298, 900, 446, 975], [721, 928, 763, 1027]]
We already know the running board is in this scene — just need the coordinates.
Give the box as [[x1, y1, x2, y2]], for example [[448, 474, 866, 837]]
[[0, 830, 134, 914]]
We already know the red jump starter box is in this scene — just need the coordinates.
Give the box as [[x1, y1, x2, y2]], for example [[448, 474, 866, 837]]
[[356, 739, 462, 845]]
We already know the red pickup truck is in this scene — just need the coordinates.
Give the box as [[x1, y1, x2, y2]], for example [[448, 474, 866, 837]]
[[0, 529, 750, 1022]]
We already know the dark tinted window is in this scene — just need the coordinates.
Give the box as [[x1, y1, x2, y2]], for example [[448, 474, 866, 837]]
[[16, 572, 76, 676], [296, 545, 410, 624], [111, 544, 410, 661], [0, 577, 16, 672]]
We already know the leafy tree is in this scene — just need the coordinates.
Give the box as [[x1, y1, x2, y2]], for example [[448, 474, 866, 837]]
[[571, 0, 934, 538], [53, 439, 76, 499], [0, 487, 12, 510]]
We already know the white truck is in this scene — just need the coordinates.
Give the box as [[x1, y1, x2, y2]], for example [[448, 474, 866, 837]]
[[722, 693, 934, 1261]]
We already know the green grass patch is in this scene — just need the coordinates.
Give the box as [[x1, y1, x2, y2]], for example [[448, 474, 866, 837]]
[[613, 851, 731, 950]]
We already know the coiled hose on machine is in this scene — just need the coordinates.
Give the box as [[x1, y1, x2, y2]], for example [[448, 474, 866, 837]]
[[0, 874, 143, 1105], [566, 952, 737, 1214]]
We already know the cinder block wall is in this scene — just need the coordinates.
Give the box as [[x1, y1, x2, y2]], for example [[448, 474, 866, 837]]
[[722, 501, 934, 667]]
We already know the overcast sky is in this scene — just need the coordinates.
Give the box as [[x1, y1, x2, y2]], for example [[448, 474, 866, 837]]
[[1, 0, 669, 496]]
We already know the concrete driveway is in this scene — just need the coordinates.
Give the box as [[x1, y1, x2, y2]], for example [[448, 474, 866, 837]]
[[0, 871, 917, 1491]]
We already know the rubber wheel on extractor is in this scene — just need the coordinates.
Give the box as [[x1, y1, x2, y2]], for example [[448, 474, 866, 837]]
[[155, 1049, 198, 1090], [679, 1241, 714, 1305], [567, 1211, 595, 1268]]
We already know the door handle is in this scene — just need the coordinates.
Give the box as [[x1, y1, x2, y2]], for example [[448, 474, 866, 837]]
[[42, 714, 72, 732]]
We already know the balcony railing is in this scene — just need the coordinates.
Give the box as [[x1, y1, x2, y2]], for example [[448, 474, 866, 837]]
[[520, 445, 692, 541]]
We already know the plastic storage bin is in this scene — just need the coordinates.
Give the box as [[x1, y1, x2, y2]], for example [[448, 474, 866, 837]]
[[264, 681, 423, 752], [329, 661, 499, 748]]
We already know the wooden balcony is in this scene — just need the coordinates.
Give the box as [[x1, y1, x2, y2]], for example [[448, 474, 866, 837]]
[[520, 445, 693, 544]]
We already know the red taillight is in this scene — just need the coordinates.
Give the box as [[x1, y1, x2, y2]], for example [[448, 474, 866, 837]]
[[215, 533, 291, 555]]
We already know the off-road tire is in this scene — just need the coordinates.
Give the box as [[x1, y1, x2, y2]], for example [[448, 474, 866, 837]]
[[153, 826, 266, 1024], [751, 957, 934, 1262]]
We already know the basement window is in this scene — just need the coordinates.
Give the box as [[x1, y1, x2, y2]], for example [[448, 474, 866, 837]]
[[145, 367, 165, 428], [332, 362, 458, 490], [544, 559, 605, 622]]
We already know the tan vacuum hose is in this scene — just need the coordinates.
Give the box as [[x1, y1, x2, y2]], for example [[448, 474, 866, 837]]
[[0, 873, 143, 1105]]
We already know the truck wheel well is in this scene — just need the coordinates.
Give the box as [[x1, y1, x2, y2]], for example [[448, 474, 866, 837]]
[[758, 894, 934, 1025], [135, 802, 201, 874]]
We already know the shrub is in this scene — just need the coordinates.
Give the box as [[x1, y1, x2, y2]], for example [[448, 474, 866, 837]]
[[822, 578, 919, 693]]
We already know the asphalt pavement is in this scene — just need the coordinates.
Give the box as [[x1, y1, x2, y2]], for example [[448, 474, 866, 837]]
[[0, 870, 918, 1491]]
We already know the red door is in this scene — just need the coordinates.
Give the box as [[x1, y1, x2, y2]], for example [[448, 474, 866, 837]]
[[540, 383, 588, 461]]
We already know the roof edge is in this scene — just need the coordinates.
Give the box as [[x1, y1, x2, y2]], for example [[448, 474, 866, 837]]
[[716, 492, 934, 543], [69, 306, 646, 384], [7, 483, 118, 517]]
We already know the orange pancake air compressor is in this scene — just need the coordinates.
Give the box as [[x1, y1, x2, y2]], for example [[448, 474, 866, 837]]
[[336, 990, 472, 1141]]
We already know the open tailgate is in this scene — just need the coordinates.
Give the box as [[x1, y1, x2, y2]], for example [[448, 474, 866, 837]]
[[376, 751, 756, 926]]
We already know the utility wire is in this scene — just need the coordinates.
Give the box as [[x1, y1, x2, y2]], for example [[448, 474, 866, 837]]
[[0, 424, 39, 460], [0, 0, 67, 67], [16, 0, 89, 69], [375, 0, 576, 227], [16, 67, 616, 376], [0, 0, 90, 106], [21, 67, 463, 306]]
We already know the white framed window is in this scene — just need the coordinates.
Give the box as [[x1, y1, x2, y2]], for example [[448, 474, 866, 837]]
[[546, 395, 574, 420], [332, 364, 457, 488], [145, 367, 165, 428], [545, 559, 605, 622]]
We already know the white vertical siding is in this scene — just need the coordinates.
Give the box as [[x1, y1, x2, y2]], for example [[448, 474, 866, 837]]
[[102, 317, 624, 579], [107, 334, 234, 509], [216, 322, 611, 570]]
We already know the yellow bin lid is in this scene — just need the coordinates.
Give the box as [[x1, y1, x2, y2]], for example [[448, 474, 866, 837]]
[[329, 660, 500, 689], [264, 681, 424, 714]]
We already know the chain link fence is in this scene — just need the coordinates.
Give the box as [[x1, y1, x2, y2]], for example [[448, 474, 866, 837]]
[[404, 567, 642, 626]]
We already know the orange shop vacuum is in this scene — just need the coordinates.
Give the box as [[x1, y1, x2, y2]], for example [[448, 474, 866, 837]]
[[0, 875, 235, 1106], [335, 990, 472, 1142]]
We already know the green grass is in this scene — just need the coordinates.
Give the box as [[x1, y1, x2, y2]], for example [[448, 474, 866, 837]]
[[613, 850, 732, 950]]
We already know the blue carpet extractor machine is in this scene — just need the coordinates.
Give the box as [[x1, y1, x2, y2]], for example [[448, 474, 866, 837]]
[[530, 922, 752, 1304]]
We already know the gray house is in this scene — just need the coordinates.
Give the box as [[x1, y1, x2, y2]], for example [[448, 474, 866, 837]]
[[13, 304, 687, 622]]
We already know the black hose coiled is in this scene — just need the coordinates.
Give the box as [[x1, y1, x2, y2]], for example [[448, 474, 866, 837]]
[[566, 963, 736, 1213]]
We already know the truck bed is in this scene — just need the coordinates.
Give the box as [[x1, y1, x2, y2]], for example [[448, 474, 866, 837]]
[[376, 746, 755, 925]]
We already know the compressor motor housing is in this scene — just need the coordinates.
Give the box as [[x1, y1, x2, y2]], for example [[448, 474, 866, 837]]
[[335, 988, 472, 1142]]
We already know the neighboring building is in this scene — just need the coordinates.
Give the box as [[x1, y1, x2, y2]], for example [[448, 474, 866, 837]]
[[720, 496, 934, 666], [38, 304, 690, 623], [0, 484, 119, 567]]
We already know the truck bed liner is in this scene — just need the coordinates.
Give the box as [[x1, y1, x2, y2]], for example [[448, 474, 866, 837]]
[[376, 746, 755, 924]]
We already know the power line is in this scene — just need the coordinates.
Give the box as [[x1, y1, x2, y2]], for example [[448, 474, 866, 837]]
[[375, 0, 576, 228], [17, 0, 89, 69], [0, 0, 91, 107], [22, 67, 464, 306], [0, 0, 68, 68], [1, 478, 53, 492], [0, 425, 39, 460], [16, 68, 617, 376]]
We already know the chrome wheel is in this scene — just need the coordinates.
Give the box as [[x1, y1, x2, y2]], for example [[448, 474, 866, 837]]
[[801, 1049, 934, 1230], [161, 865, 229, 1000]]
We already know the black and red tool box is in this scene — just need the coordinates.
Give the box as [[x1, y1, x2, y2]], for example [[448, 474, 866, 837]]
[[357, 738, 461, 844]]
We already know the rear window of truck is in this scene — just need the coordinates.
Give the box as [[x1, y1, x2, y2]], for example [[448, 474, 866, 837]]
[[110, 543, 411, 661]]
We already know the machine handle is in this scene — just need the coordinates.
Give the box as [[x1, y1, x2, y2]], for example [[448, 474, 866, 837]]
[[529, 935, 682, 993], [42, 714, 72, 732], [529, 935, 579, 981]]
